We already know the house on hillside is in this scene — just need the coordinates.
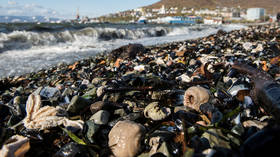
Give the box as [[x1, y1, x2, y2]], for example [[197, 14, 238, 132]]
[[246, 8, 266, 21]]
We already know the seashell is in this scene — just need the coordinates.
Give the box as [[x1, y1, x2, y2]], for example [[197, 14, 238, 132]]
[[0, 135, 30, 157], [108, 120, 145, 157], [144, 102, 171, 121], [243, 42, 252, 51], [134, 65, 145, 72], [183, 86, 210, 112], [23, 94, 83, 131]]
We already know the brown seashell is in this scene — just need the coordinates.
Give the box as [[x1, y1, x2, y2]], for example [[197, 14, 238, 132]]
[[183, 86, 210, 111], [108, 120, 145, 157], [0, 135, 30, 157]]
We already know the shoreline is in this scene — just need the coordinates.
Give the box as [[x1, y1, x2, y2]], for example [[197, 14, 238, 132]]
[[0, 23, 280, 156], [0, 23, 248, 80]]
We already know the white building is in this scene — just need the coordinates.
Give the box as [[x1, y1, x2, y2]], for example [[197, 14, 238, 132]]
[[195, 9, 218, 16], [204, 17, 223, 25], [246, 8, 265, 21], [159, 5, 166, 14]]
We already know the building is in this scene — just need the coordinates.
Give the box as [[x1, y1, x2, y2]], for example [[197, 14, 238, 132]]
[[159, 5, 166, 14], [246, 8, 265, 21], [204, 17, 223, 25]]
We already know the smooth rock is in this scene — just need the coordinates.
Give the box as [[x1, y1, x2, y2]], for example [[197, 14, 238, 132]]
[[202, 129, 231, 149], [85, 120, 100, 143], [89, 110, 110, 125], [108, 120, 146, 157], [67, 96, 92, 115], [40, 86, 60, 99]]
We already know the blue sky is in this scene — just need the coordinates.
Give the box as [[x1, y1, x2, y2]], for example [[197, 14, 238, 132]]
[[0, 0, 159, 19]]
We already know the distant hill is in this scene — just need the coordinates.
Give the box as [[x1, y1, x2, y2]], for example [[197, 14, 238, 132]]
[[0, 16, 60, 23], [146, 0, 280, 14]]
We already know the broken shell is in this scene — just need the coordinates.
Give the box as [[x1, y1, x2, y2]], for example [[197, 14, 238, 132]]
[[183, 86, 210, 112], [0, 135, 30, 157], [108, 120, 146, 157], [144, 102, 171, 121]]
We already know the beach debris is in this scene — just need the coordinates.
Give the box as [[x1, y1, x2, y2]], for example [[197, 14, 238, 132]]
[[232, 63, 280, 121], [23, 94, 83, 131], [183, 86, 210, 112], [144, 102, 171, 121], [0, 135, 30, 157], [108, 120, 146, 157]]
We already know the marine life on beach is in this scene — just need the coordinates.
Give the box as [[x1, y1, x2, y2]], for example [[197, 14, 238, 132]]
[[183, 86, 210, 112], [0, 135, 30, 157], [23, 94, 83, 131], [144, 102, 171, 121], [108, 120, 146, 157]]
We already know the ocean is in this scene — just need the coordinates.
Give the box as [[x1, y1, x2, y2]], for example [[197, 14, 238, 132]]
[[0, 23, 247, 78]]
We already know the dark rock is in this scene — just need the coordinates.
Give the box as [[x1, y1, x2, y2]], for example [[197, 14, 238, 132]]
[[109, 44, 146, 61]]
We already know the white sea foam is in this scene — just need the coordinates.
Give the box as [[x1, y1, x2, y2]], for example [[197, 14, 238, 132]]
[[0, 24, 247, 77]]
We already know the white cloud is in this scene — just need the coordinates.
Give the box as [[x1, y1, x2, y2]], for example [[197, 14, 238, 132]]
[[0, 2, 66, 18]]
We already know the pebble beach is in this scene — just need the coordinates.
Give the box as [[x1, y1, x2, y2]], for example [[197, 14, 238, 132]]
[[1, 23, 280, 157]]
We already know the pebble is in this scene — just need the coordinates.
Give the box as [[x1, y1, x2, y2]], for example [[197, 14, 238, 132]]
[[108, 120, 146, 157], [89, 110, 110, 125]]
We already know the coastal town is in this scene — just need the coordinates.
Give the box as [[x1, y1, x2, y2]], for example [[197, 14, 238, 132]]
[[77, 5, 276, 24]]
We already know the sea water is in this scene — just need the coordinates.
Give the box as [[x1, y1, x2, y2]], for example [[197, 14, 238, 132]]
[[0, 23, 247, 77]]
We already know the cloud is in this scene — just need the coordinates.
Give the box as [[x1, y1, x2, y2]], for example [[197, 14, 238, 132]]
[[0, 2, 65, 18]]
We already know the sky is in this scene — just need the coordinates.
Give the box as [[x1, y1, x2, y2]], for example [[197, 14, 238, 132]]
[[0, 0, 160, 19]]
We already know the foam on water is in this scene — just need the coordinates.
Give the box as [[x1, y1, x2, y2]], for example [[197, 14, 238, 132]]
[[0, 24, 247, 77]]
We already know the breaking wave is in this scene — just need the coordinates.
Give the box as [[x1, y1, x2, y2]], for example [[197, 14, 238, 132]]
[[0, 26, 193, 52]]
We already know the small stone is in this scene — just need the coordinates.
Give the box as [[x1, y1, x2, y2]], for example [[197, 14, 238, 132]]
[[242, 120, 268, 129], [97, 86, 106, 97], [82, 88, 97, 99], [134, 65, 145, 72], [202, 129, 231, 149], [40, 86, 60, 99], [176, 50, 185, 57], [89, 110, 110, 125], [85, 121, 100, 143], [90, 101, 108, 114], [54, 142, 80, 157], [114, 109, 126, 117], [144, 102, 171, 121], [109, 120, 146, 157], [67, 96, 92, 115]]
